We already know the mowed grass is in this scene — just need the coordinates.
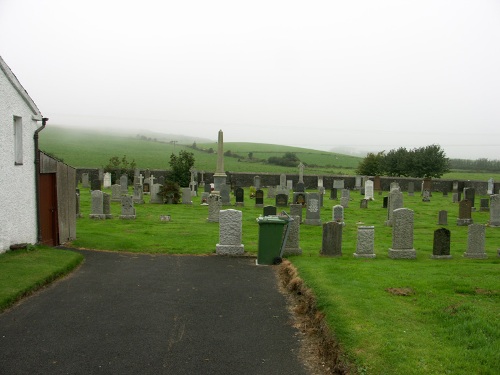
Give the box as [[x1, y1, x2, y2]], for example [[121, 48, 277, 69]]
[[0, 246, 83, 312], [71, 186, 500, 374]]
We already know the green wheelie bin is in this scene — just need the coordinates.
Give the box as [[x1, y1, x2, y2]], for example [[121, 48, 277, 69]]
[[256, 215, 290, 265]]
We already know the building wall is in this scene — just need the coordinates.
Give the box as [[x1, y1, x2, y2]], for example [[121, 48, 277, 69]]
[[0, 66, 39, 253]]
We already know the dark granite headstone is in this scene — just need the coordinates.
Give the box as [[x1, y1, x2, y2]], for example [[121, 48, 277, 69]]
[[91, 179, 101, 191], [276, 193, 288, 207], [204, 183, 212, 193], [383, 196, 388, 208], [255, 189, 264, 206], [480, 198, 489, 212], [263, 205, 277, 216], [235, 187, 244, 206], [320, 221, 342, 256], [432, 228, 451, 259], [294, 182, 305, 193], [464, 188, 476, 209], [438, 210, 448, 225], [457, 200, 473, 226]]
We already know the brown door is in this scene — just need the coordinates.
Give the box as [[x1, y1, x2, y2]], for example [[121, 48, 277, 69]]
[[39, 173, 59, 246]]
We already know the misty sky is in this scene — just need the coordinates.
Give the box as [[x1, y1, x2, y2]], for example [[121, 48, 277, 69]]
[[1, 0, 499, 159]]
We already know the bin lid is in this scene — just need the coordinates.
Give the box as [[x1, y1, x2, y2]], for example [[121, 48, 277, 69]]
[[256, 216, 289, 224]]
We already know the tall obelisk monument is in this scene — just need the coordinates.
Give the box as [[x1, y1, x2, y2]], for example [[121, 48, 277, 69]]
[[213, 129, 227, 192]]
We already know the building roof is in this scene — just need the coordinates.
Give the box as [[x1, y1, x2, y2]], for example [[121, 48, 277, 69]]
[[0, 55, 42, 117]]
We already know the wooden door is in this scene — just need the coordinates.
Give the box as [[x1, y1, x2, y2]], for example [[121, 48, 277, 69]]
[[39, 173, 59, 246]]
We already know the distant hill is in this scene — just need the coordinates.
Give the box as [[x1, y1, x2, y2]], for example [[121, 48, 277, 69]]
[[39, 125, 361, 175]]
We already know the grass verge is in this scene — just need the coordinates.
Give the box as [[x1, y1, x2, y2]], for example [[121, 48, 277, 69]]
[[0, 246, 84, 312]]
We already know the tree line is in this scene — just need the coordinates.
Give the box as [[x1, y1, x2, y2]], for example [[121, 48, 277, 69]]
[[356, 144, 450, 178], [448, 158, 500, 172]]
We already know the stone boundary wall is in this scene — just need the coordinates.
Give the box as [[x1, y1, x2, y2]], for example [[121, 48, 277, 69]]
[[75, 168, 498, 195]]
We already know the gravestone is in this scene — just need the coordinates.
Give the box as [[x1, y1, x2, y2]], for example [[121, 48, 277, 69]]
[[489, 195, 500, 226], [353, 226, 376, 258], [216, 209, 244, 255], [204, 183, 212, 193], [320, 221, 342, 256], [255, 189, 264, 207], [298, 162, 305, 183], [182, 188, 192, 204], [422, 178, 432, 195], [422, 190, 431, 202], [279, 174, 287, 187], [442, 189, 448, 197], [360, 199, 368, 209], [133, 184, 144, 204], [103, 193, 113, 219], [480, 198, 489, 212], [390, 182, 400, 192], [333, 179, 344, 190], [438, 210, 448, 225], [293, 192, 306, 206], [235, 187, 244, 206], [143, 182, 150, 194], [452, 180, 459, 192], [294, 182, 305, 193], [287, 180, 293, 190], [332, 205, 344, 224], [103, 172, 112, 188], [290, 204, 303, 223], [263, 205, 277, 216], [330, 188, 337, 200], [382, 196, 388, 208], [432, 228, 452, 259], [487, 178, 494, 195], [219, 184, 231, 206], [120, 174, 128, 195], [385, 190, 403, 227], [91, 179, 101, 191], [111, 184, 121, 202], [373, 176, 381, 191], [317, 176, 323, 188], [463, 188, 476, 210], [82, 173, 90, 188], [365, 181, 374, 200], [457, 200, 473, 226], [304, 193, 322, 225], [407, 182, 414, 196], [89, 190, 105, 219], [150, 183, 163, 204], [464, 224, 487, 259], [452, 192, 459, 203], [340, 189, 349, 208], [275, 193, 288, 207], [207, 194, 222, 222], [267, 186, 276, 199], [283, 215, 302, 256], [76, 191, 82, 218], [354, 176, 362, 190], [253, 176, 261, 190], [200, 192, 210, 205], [388, 208, 417, 259], [119, 195, 136, 220]]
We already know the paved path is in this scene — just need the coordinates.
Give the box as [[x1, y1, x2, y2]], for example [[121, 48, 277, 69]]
[[0, 249, 308, 374]]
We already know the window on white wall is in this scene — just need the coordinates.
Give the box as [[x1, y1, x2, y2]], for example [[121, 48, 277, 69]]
[[14, 116, 23, 165]]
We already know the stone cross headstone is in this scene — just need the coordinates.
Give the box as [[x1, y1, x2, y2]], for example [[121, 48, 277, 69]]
[[489, 195, 500, 226], [457, 200, 473, 226], [216, 209, 244, 255], [119, 195, 136, 220], [464, 224, 487, 259], [103, 172, 112, 188], [283, 215, 302, 256], [182, 188, 192, 204], [438, 210, 448, 225], [354, 226, 375, 258], [89, 190, 105, 219], [235, 187, 244, 206], [304, 193, 322, 225], [365, 180, 374, 200], [298, 163, 305, 183], [120, 174, 128, 195], [150, 183, 163, 204], [388, 208, 416, 259], [207, 194, 222, 222], [432, 228, 452, 259], [332, 205, 344, 224], [320, 221, 342, 256], [81, 173, 90, 188]]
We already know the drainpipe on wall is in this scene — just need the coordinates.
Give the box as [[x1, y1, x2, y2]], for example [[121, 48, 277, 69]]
[[34, 117, 48, 243]]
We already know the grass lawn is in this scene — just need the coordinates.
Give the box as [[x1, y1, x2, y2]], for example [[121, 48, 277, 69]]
[[69, 186, 500, 374], [0, 246, 83, 312]]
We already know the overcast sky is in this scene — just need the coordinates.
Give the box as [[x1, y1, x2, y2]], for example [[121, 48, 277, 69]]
[[1, 0, 499, 159]]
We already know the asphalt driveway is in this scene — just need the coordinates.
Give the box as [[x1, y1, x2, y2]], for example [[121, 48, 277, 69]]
[[0, 249, 308, 374]]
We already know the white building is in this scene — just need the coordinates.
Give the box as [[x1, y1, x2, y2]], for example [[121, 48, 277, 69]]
[[0, 56, 46, 253]]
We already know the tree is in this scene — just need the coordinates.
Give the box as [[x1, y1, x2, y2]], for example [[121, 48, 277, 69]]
[[383, 147, 410, 177], [169, 150, 195, 187], [409, 144, 450, 178], [267, 152, 300, 167], [103, 155, 136, 183], [356, 151, 385, 176]]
